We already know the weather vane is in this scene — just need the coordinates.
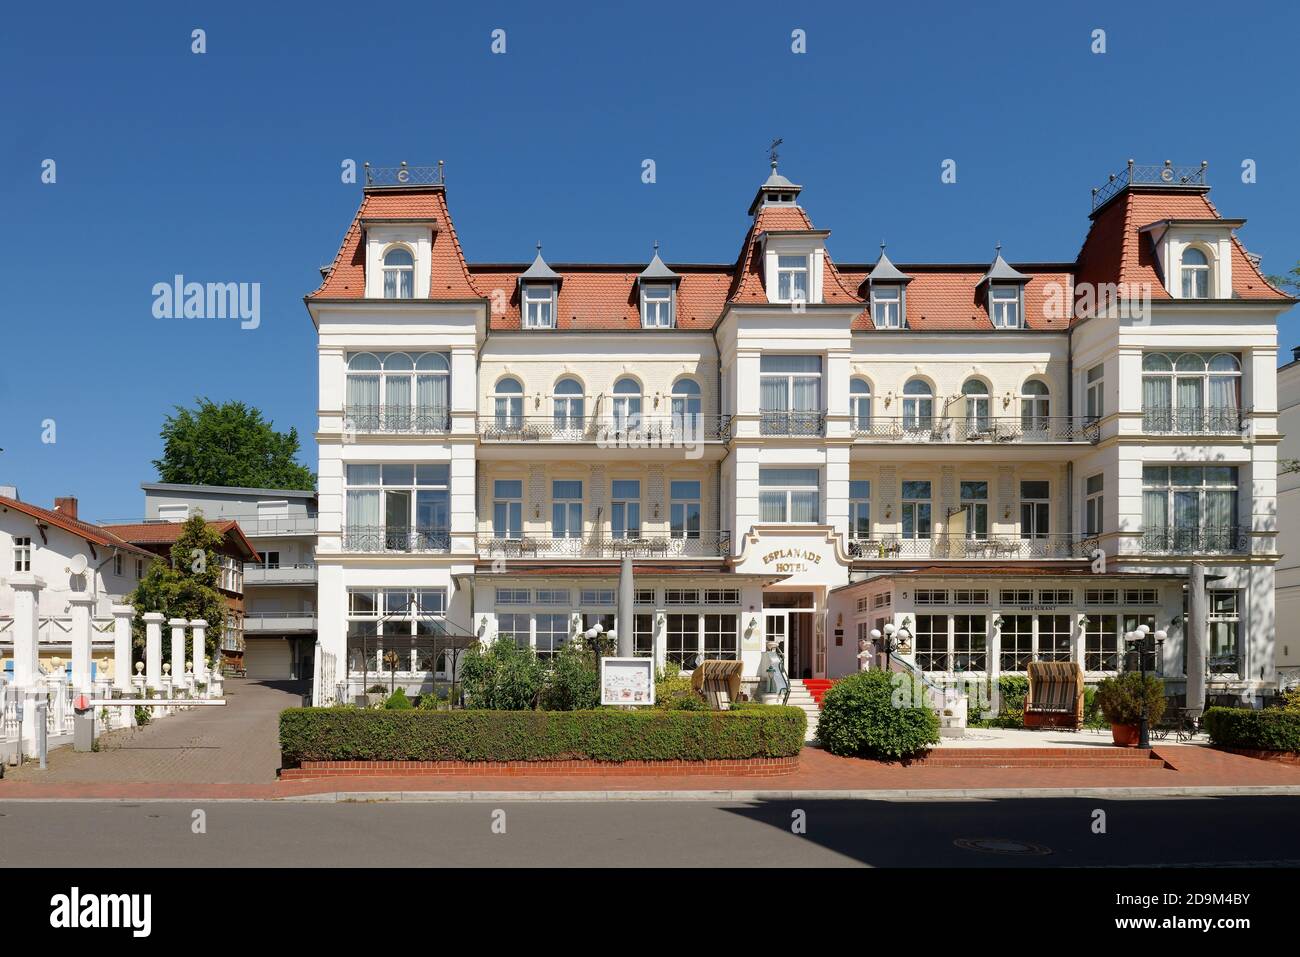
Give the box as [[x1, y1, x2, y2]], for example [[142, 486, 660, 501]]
[[768, 137, 783, 169]]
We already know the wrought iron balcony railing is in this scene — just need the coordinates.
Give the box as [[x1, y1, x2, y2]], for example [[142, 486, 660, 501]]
[[1091, 159, 1208, 210], [476, 415, 731, 443], [1141, 408, 1244, 435], [364, 161, 444, 187], [475, 530, 731, 559], [851, 416, 1099, 444], [345, 405, 451, 434], [1140, 526, 1248, 554], [759, 411, 826, 436], [343, 525, 451, 553], [847, 533, 1087, 561]]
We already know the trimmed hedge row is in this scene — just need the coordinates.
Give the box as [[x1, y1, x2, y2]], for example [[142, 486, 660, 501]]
[[1202, 707, 1300, 752], [280, 706, 807, 766]]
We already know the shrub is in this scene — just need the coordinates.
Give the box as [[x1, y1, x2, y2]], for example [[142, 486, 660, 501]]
[[1203, 707, 1300, 752], [816, 670, 940, 759], [1094, 672, 1166, 726], [459, 639, 544, 710], [418, 688, 446, 711], [279, 707, 807, 765], [1280, 686, 1300, 713], [384, 688, 412, 710], [654, 660, 705, 710], [366, 685, 386, 695], [134, 706, 151, 726], [539, 637, 602, 711]]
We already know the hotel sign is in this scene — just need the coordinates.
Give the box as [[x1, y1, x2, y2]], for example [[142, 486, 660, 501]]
[[762, 547, 824, 574]]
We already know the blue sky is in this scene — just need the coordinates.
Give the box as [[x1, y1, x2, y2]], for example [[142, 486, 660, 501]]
[[1, 0, 1296, 520]]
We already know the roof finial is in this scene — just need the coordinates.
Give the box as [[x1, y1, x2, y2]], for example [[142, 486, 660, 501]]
[[536, 241, 543, 254], [768, 137, 783, 171], [995, 242, 1002, 256], [653, 240, 660, 254], [880, 241, 887, 253]]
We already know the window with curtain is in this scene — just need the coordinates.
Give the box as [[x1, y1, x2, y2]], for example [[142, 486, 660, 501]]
[[494, 377, 524, 429], [552, 377, 585, 433], [641, 283, 674, 327], [902, 379, 933, 432], [1144, 352, 1240, 432], [901, 480, 932, 539], [760, 355, 821, 434], [671, 379, 701, 437], [989, 284, 1021, 328], [871, 285, 902, 328], [775, 254, 809, 303], [850, 378, 871, 431], [758, 468, 819, 523], [493, 479, 523, 539], [1084, 473, 1104, 537], [1020, 380, 1050, 432], [1142, 465, 1239, 551], [961, 481, 988, 539], [670, 480, 701, 539], [1019, 480, 1050, 539], [524, 283, 555, 328], [612, 480, 641, 538], [962, 380, 991, 433], [1180, 247, 1210, 298], [552, 480, 583, 539], [346, 352, 449, 432], [344, 463, 448, 551], [611, 378, 643, 433], [382, 247, 414, 299], [849, 480, 870, 539], [1085, 364, 1105, 422]]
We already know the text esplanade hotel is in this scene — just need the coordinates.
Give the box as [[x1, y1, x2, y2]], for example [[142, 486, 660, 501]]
[[305, 159, 1291, 706]]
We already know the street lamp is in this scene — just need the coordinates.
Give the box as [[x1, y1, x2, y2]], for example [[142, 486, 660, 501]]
[[1124, 624, 1166, 749]]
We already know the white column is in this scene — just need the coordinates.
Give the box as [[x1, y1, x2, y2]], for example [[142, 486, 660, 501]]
[[143, 612, 165, 690], [111, 605, 135, 693], [168, 618, 187, 694], [68, 594, 96, 693], [8, 574, 45, 689], [191, 619, 208, 686]]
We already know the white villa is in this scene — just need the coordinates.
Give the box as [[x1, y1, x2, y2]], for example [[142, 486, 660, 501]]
[[305, 160, 1292, 706]]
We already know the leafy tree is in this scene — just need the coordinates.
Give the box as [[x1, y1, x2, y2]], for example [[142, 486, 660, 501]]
[[1266, 260, 1300, 296], [459, 639, 544, 710], [153, 398, 314, 490], [126, 514, 228, 665]]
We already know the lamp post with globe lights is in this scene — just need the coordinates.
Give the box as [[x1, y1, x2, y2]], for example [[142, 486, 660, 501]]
[[1124, 623, 1167, 749]]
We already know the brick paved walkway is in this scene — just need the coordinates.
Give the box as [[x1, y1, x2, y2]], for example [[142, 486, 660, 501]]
[[2, 678, 305, 785]]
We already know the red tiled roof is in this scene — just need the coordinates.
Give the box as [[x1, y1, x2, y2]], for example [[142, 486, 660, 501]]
[[1075, 188, 1290, 304], [308, 189, 479, 301], [0, 496, 154, 559], [102, 521, 260, 563], [840, 266, 1075, 331]]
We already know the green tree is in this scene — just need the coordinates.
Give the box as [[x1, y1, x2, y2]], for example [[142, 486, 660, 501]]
[[153, 398, 314, 490], [126, 514, 228, 665], [1266, 260, 1300, 296]]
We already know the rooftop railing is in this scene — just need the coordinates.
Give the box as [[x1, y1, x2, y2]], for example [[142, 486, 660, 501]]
[[364, 161, 444, 187], [1091, 159, 1208, 210]]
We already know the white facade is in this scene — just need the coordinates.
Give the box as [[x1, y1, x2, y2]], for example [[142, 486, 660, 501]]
[[306, 163, 1292, 706], [1275, 354, 1300, 689]]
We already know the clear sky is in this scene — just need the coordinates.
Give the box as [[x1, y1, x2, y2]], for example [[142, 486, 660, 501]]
[[1, 0, 1296, 520]]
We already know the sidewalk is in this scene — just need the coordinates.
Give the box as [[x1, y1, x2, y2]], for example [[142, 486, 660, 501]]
[[3, 744, 1299, 802]]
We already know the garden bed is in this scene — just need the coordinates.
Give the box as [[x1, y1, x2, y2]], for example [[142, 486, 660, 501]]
[[280, 706, 807, 769]]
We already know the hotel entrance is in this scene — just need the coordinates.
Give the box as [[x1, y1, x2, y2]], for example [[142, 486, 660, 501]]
[[764, 592, 817, 678]]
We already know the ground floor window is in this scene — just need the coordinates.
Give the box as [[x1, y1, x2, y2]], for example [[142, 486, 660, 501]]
[[536, 613, 571, 659], [1000, 615, 1033, 671], [1085, 615, 1120, 671], [1207, 591, 1240, 676], [634, 613, 654, 658], [915, 615, 948, 671], [667, 613, 699, 668], [666, 611, 739, 668]]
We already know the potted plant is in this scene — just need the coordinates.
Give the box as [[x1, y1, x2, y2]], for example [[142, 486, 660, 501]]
[[1095, 672, 1166, 746]]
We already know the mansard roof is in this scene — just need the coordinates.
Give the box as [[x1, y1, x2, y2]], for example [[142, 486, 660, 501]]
[[306, 164, 1293, 328]]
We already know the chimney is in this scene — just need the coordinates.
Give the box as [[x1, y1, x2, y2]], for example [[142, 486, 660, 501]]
[[0, 485, 17, 501], [1292, 345, 1300, 364], [54, 496, 78, 519]]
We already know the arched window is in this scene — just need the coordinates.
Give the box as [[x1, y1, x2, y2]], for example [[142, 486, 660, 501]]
[[849, 378, 871, 431], [1180, 247, 1210, 299], [1141, 352, 1241, 432], [1020, 379, 1050, 432], [345, 352, 448, 431], [961, 379, 991, 433], [383, 247, 414, 299], [902, 379, 933, 432], [671, 379, 701, 435], [611, 377, 643, 432], [494, 377, 524, 430], [552, 377, 585, 433]]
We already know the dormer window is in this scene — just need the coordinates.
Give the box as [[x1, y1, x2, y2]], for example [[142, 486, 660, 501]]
[[523, 283, 555, 329], [989, 284, 1022, 328], [382, 247, 414, 299], [641, 283, 674, 328], [776, 254, 809, 303], [1181, 247, 1210, 298], [871, 286, 902, 328]]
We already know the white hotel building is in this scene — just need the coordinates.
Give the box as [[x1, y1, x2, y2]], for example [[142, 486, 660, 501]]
[[306, 161, 1292, 705]]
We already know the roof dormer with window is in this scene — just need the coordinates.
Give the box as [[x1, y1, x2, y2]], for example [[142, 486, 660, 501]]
[[1141, 219, 1239, 300], [867, 243, 911, 329], [979, 245, 1030, 329], [363, 219, 436, 299], [518, 243, 561, 329], [638, 242, 679, 328]]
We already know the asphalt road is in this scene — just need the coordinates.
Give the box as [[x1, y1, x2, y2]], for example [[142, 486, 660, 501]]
[[3, 796, 1299, 867]]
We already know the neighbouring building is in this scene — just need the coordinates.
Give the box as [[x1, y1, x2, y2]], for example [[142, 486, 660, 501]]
[[129, 483, 318, 680], [305, 159, 1293, 706], [0, 491, 153, 681], [1275, 349, 1300, 690], [103, 506, 261, 675]]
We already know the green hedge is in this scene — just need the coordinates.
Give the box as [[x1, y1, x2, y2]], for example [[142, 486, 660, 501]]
[[280, 707, 807, 766], [1203, 707, 1300, 752]]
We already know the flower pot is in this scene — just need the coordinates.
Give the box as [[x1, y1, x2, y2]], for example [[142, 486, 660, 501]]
[[1111, 723, 1140, 747]]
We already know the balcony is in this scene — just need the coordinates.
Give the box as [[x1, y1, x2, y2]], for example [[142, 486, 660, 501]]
[[759, 411, 826, 437], [852, 417, 1099, 444], [847, 533, 1088, 561], [345, 404, 451, 434], [238, 516, 317, 537], [244, 612, 318, 634], [343, 525, 451, 553], [476, 415, 731, 444], [475, 530, 731, 560], [1141, 408, 1244, 436], [1140, 526, 1248, 555], [244, 563, 317, 585]]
